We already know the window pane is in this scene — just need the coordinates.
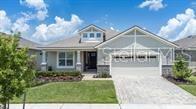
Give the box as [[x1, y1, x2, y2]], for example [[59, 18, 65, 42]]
[[96, 33, 101, 38], [67, 59, 73, 66], [66, 52, 73, 59], [83, 33, 88, 38], [90, 33, 94, 38], [59, 52, 65, 58], [59, 60, 65, 66]]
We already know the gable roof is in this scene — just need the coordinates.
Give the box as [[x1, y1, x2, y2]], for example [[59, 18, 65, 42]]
[[0, 32, 40, 50], [174, 35, 196, 49], [39, 29, 119, 49], [18, 37, 41, 50], [79, 24, 105, 33], [95, 25, 179, 48]]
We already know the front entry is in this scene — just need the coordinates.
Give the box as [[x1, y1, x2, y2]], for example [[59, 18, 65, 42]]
[[84, 51, 97, 71]]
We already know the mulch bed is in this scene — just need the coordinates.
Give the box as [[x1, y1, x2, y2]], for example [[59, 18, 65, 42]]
[[36, 75, 83, 82], [164, 76, 191, 85]]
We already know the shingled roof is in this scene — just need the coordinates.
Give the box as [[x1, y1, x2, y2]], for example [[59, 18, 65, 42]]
[[40, 29, 119, 49], [174, 35, 196, 49]]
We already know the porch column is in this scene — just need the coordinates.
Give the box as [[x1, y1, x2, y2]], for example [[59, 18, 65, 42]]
[[41, 50, 47, 71], [76, 50, 82, 72]]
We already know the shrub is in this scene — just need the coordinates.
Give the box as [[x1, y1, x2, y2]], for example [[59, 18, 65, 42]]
[[173, 56, 192, 80], [36, 71, 81, 77], [93, 72, 111, 78]]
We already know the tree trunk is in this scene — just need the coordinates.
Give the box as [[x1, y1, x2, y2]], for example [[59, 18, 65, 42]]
[[3, 102, 6, 109], [7, 100, 9, 109], [23, 92, 26, 109]]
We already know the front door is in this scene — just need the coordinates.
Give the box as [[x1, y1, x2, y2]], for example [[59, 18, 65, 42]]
[[87, 52, 97, 69]]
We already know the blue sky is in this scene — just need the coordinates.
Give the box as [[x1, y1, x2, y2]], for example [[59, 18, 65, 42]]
[[0, 0, 196, 43]]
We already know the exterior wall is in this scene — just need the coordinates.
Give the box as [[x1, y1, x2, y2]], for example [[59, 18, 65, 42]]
[[162, 65, 173, 77], [97, 34, 174, 66], [28, 49, 42, 71], [46, 51, 77, 71], [97, 65, 110, 74]]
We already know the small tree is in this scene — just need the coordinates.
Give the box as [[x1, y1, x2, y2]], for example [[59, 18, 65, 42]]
[[0, 34, 35, 109], [173, 55, 192, 80]]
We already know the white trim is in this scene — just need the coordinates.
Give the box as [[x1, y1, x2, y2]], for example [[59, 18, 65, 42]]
[[56, 51, 75, 69], [95, 26, 178, 48], [79, 25, 105, 33], [81, 32, 103, 42], [159, 49, 162, 76], [109, 54, 112, 75]]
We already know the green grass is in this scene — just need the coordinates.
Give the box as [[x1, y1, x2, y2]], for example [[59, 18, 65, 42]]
[[12, 80, 118, 103], [179, 85, 196, 96], [178, 76, 196, 96]]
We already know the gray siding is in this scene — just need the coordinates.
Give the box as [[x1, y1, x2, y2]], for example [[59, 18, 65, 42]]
[[28, 49, 42, 71]]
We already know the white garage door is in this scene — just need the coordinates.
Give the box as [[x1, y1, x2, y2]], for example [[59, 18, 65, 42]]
[[111, 55, 160, 76]]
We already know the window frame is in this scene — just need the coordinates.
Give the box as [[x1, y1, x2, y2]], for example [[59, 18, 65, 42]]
[[57, 51, 75, 68]]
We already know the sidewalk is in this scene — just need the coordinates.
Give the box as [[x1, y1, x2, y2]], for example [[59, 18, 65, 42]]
[[10, 104, 196, 109]]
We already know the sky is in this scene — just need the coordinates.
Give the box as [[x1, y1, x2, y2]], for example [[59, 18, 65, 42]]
[[0, 0, 196, 43]]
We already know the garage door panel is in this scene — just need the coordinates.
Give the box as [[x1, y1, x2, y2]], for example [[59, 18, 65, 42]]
[[111, 57, 160, 76]]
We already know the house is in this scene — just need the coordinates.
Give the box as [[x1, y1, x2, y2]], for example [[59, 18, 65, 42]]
[[0, 32, 42, 70], [174, 35, 196, 72], [39, 25, 178, 76], [18, 37, 42, 70]]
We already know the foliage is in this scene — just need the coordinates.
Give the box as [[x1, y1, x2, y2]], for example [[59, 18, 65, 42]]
[[0, 34, 35, 109], [173, 55, 192, 80], [36, 71, 81, 77], [93, 72, 111, 78]]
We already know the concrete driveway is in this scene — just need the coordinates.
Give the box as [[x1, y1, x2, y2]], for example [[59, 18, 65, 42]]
[[112, 73, 196, 104]]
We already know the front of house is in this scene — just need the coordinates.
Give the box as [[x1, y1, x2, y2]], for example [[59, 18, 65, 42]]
[[38, 25, 179, 76]]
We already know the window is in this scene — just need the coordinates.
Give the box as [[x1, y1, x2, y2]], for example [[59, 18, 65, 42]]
[[83, 33, 88, 38], [58, 52, 74, 68], [96, 33, 101, 38], [90, 33, 94, 38]]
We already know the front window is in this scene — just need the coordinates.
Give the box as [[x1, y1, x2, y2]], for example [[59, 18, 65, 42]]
[[58, 52, 74, 68], [90, 33, 94, 38], [96, 33, 101, 38], [83, 33, 88, 38]]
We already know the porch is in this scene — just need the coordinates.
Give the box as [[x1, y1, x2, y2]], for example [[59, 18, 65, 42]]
[[40, 50, 97, 73]]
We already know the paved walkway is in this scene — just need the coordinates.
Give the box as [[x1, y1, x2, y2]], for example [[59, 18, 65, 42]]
[[10, 104, 196, 109], [113, 74, 196, 104]]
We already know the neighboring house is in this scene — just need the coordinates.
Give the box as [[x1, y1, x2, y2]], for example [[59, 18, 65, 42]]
[[39, 25, 178, 76], [174, 35, 196, 72], [18, 37, 42, 70], [0, 32, 42, 70]]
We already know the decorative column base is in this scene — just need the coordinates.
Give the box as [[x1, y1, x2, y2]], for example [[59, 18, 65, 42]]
[[41, 62, 47, 71], [76, 63, 82, 72]]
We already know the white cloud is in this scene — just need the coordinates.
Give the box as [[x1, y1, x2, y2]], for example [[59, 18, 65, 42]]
[[32, 14, 83, 42], [0, 10, 12, 33], [139, 0, 166, 11], [20, 0, 48, 21], [158, 8, 196, 40]]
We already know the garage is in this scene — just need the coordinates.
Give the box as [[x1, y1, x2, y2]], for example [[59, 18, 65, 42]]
[[111, 54, 160, 76]]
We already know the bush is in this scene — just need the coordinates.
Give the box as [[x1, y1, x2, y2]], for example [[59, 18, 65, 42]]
[[173, 56, 192, 80], [36, 71, 81, 77], [93, 72, 111, 78]]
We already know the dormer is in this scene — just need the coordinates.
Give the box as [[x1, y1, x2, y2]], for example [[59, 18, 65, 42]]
[[79, 25, 105, 43]]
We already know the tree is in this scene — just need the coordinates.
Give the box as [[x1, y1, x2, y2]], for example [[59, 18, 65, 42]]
[[0, 34, 35, 109], [173, 55, 192, 80]]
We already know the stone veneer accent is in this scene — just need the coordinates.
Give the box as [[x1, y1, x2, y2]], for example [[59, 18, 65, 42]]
[[162, 65, 173, 77], [97, 65, 110, 74]]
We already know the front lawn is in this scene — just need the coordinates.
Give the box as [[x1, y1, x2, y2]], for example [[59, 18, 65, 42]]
[[179, 85, 196, 96], [12, 80, 118, 103], [178, 76, 196, 96]]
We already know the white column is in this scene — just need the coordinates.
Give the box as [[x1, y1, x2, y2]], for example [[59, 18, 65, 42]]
[[77, 51, 81, 64], [76, 50, 82, 72], [41, 50, 47, 71]]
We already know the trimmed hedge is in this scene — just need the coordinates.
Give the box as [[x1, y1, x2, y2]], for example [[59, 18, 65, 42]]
[[36, 71, 81, 77]]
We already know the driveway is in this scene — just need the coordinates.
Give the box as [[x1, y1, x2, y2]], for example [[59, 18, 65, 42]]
[[112, 73, 196, 104]]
